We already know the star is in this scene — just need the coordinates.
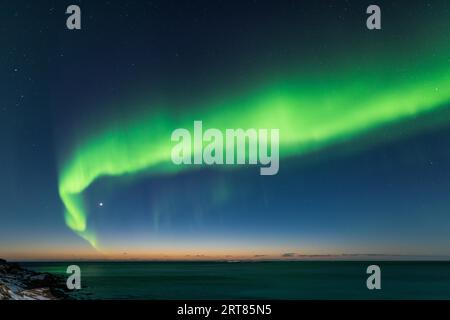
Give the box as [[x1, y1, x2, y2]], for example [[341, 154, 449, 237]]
[[99, 202, 104, 207]]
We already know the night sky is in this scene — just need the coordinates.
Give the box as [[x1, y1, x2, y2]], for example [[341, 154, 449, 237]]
[[1, 0, 450, 260]]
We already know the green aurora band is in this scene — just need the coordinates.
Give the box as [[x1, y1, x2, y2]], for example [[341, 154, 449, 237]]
[[58, 45, 450, 249]]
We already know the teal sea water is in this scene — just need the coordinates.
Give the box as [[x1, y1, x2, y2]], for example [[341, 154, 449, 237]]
[[21, 261, 450, 299]]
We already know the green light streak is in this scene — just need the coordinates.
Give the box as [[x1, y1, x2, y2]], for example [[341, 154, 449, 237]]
[[58, 47, 450, 249]]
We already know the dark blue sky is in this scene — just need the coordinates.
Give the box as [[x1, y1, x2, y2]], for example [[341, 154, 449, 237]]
[[1, 0, 450, 260]]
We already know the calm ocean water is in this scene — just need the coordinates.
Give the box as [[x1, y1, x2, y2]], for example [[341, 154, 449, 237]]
[[20, 261, 450, 299]]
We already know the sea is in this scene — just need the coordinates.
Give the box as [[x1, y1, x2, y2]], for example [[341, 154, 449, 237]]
[[20, 261, 450, 300]]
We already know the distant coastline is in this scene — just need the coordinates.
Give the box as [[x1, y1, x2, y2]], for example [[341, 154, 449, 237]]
[[7, 253, 450, 263]]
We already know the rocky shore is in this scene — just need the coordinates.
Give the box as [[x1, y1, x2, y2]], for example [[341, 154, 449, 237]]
[[0, 259, 69, 300]]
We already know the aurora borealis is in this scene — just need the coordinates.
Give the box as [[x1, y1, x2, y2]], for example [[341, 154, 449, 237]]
[[59, 44, 450, 248], [2, 0, 450, 260]]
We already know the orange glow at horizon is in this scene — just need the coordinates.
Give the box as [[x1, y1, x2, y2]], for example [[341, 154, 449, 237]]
[[1, 244, 338, 261]]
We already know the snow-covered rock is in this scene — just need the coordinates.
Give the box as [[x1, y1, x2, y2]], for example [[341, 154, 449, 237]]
[[0, 259, 68, 300]]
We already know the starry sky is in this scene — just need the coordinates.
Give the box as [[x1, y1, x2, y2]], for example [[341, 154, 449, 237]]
[[1, 0, 450, 261]]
